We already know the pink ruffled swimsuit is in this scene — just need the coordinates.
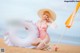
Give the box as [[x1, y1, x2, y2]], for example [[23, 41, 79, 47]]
[[36, 21, 48, 40]]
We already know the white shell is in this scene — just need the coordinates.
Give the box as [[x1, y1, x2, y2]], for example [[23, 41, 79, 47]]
[[4, 20, 39, 48]]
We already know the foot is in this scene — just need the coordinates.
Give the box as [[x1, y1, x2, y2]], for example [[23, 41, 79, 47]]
[[32, 38, 41, 46], [53, 45, 58, 51], [32, 42, 40, 46]]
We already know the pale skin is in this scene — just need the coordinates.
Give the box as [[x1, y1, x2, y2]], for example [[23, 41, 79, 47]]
[[32, 13, 52, 50]]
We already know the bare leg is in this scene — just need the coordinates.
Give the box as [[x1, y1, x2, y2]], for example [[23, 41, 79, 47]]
[[32, 38, 46, 50], [36, 42, 46, 50]]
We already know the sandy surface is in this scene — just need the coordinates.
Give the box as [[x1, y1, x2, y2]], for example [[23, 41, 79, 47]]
[[0, 38, 80, 53]]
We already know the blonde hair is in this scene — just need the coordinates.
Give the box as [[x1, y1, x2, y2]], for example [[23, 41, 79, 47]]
[[42, 11, 52, 23]]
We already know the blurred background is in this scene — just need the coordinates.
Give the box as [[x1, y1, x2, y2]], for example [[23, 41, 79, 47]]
[[0, 0, 80, 45]]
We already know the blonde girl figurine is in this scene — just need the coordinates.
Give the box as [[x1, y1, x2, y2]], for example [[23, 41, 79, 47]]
[[32, 9, 56, 50]]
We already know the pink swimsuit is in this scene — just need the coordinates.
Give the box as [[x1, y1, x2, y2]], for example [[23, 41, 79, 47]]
[[36, 21, 48, 40]]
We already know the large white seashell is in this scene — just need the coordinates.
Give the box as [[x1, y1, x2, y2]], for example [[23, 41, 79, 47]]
[[4, 20, 39, 48]]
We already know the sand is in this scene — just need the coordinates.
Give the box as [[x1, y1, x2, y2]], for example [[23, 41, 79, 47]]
[[0, 38, 80, 53]]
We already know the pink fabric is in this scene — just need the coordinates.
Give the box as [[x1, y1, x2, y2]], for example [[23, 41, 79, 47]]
[[36, 21, 48, 40]]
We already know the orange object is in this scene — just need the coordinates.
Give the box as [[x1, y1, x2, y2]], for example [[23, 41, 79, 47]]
[[65, 2, 80, 28]]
